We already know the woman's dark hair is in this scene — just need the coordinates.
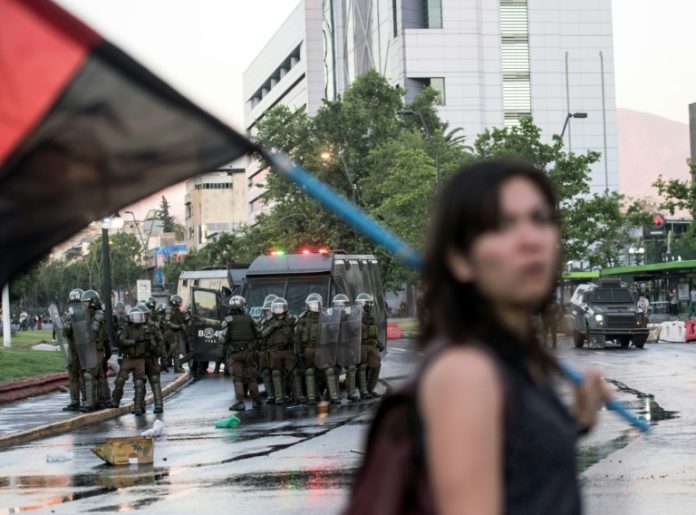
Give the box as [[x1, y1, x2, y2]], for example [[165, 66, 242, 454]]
[[419, 158, 559, 370]]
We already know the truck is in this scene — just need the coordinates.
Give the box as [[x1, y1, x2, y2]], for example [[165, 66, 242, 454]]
[[569, 278, 649, 349], [185, 250, 388, 362]]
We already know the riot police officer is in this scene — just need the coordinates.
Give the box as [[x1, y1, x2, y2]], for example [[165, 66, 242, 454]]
[[257, 298, 276, 402], [164, 295, 186, 373], [137, 303, 165, 413], [61, 288, 84, 411], [80, 290, 109, 412], [295, 293, 323, 405], [113, 302, 128, 332], [111, 307, 149, 415], [356, 293, 383, 399], [153, 303, 169, 371], [332, 294, 360, 402], [219, 295, 262, 410], [263, 297, 304, 405]]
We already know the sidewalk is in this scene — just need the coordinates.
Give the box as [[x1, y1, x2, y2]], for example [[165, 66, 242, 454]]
[[0, 368, 190, 446]]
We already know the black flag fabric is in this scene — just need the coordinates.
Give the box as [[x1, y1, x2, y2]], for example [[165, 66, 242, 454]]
[[0, 0, 258, 287]]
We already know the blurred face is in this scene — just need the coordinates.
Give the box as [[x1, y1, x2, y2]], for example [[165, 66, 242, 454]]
[[452, 177, 559, 309]]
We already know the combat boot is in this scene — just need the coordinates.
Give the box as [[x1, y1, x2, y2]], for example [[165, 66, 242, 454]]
[[230, 380, 246, 411], [272, 370, 286, 405], [80, 372, 97, 412], [358, 364, 370, 399], [325, 368, 340, 405], [292, 371, 307, 404], [305, 368, 317, 405], [229, 400, 246, 411], [133, 378, 146, 416], [347, 365, 360, 402], [262, 369, 275, 403], [152, 375, 163, 413], [367, 364, 381, 396], [62, 403, 80, 412]]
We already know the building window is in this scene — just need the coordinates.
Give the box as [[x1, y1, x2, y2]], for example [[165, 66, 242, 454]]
[[423, 0, 442, 29], [410, 77, 446, 105], [500, 0, 531, 126], [392, 0, 398, 37]]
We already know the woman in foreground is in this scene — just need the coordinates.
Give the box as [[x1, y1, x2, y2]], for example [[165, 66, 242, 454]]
[[418, 159, 610, 514]]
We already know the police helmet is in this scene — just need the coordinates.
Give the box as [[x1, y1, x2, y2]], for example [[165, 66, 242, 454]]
[[135, 302, 151, 320], [146, 296, 157, 310], [69, 288, 84, 302], [156, 303, 167, 314], [81, 289, 101, 309], [305, 293, 323, 313], [114, 301, 125, 313], [170, 294, 183, 307], [270, 297, 289, 315], [263, 294, 278, 305], [229, 295, 246, 309], [332, 294, 350, 308], [355, 293, 374, 307], [128, 307, 146, 324]]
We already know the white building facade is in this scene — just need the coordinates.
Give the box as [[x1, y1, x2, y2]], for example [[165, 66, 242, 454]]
[[243, 0, 617, 220]]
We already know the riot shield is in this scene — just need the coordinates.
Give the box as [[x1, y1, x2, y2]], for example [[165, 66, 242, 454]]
[[48, 303, 71, 366], [315, 308, 341, 369], [69, 302, 98, 370], [337, 305, 362, 367]]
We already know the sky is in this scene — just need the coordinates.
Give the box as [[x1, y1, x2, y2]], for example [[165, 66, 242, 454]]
[[54, 0, 696, 217]]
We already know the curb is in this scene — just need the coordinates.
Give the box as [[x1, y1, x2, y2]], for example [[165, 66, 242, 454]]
[[0, 372, 190, 450]]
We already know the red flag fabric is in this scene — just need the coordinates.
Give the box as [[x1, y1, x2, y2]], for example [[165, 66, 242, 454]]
[[0, 0, 258, 287]]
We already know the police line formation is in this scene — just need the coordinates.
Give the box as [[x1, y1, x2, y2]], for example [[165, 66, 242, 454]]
[[55, 289, 383, 414]]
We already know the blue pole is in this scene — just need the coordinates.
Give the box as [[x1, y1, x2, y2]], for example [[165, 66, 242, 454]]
[[266, 152, 651, 434]]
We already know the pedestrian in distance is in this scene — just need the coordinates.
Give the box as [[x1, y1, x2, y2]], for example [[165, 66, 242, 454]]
[[347, 159, 611, 515], [637, 291, 650, 318]]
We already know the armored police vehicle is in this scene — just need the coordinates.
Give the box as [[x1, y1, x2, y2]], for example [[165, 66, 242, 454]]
[[569, 278, 649, 349], [241, 250, 388, 350]]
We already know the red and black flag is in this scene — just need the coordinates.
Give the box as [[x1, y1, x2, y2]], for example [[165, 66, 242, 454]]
[[0, 0, 258, 287]]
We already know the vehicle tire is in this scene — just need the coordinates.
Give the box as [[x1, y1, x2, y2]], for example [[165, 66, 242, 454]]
[[633, 334, 648, 349], [618, 336, 631, 348], [573, 330, 585, 348]]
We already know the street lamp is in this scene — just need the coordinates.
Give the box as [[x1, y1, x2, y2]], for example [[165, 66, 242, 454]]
[[560, 112, 588, 149], [124, 211, 146, 250], [101, 212, 123, 355], [397, 109, 440, 186]]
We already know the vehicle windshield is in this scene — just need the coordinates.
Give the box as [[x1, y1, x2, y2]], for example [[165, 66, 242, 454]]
[[591, 288, 635, 303], [245, 275, 330, 317]]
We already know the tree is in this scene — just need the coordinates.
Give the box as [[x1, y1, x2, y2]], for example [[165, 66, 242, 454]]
[[474, 118, 647, 268], [653, 160, 696, 260], [252, 70, 474, 287], [159, 196, 176, 232]]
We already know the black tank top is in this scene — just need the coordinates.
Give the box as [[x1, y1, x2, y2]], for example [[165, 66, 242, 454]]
[[498, 354, 582, 515], [423, 330, 581, 514]]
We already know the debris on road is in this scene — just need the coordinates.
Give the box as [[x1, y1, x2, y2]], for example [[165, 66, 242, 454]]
[[91, 436, 154, 465], [142, 420, 165, 438], [46, 448, 72, 462], [214, 416, 241, 429]]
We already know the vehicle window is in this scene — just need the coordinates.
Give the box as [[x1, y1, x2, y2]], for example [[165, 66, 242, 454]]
[[285, 276, 330, 315], [246, 279, 287, 317], [612, 289, 635, 303], [193, 289, 218, 319], [592, 289, 613, 303]]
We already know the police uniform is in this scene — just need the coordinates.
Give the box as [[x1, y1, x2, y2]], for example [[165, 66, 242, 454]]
[[165, 306, 186, 372], [145, 317, 165, 413], [220, 309, 261, 409], [359, 308, 382, 398], [263, 314, 304, 404], [111, 319, 149, 414], [61, 302, 83, 411], [295, 310, 323, 404], [257, 313, 274, 402]]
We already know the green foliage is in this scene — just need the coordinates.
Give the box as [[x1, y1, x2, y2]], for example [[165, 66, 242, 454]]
[[159, 196, 176, 232], [252, 71, 473, 288], [653, 161, 696, 260], [474, 117, 647, 268]]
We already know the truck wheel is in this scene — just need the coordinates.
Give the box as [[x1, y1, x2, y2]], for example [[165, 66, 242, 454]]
[[573, 330, 585, 348], [618, 336, 631, 348], [633, 334, 648, 349]]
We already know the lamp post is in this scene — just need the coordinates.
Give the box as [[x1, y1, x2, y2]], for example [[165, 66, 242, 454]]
[[560, 112, 588, 150], [101, 213, 124, 354], [397, 109, 440, 186], [124, 211, 146, 250]]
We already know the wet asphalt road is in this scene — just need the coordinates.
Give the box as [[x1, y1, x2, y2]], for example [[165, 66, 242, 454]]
[[0, 337, 695, 514]]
